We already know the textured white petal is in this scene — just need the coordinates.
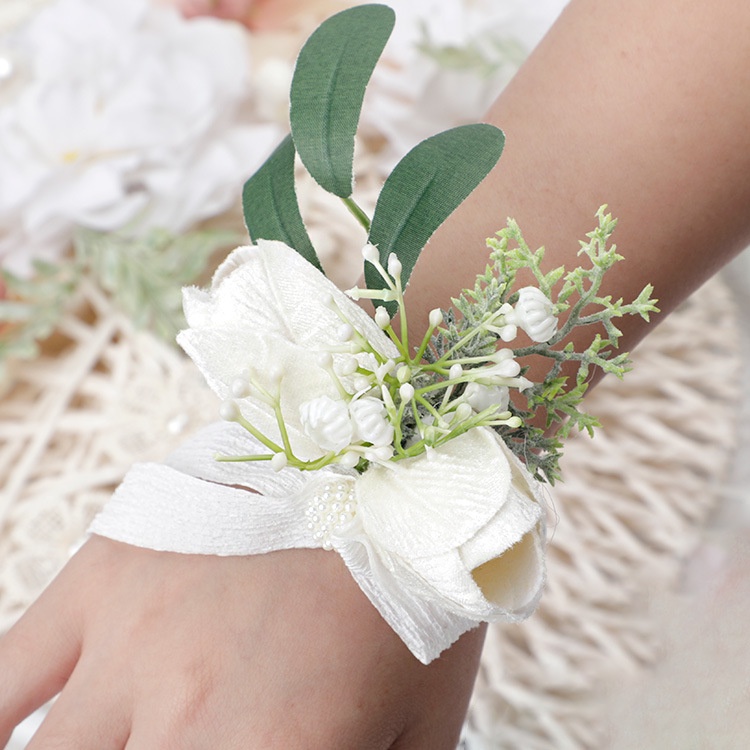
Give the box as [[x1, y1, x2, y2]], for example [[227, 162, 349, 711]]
[[186, 241, 397, 356], [178, 242, 398, 458], [407, 497, 545, 620], [356, 428, 511, 557], [333, 519, 477, 665]]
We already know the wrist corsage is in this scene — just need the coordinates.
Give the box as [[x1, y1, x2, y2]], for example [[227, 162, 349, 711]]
[[90, 4, 657, 663]]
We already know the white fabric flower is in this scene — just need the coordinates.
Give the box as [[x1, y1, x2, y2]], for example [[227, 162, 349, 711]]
[[177, 240, 399, 460], [299, 396, 353, 453], [514, 286, 558, 343], [0, 0, 280, 274], [349, 396, 394, 447]]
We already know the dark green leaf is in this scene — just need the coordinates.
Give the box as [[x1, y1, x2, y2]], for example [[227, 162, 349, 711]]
[[290, 4, 395, 198], [366, 124, 505, 301], [242, 135, 320, 270]]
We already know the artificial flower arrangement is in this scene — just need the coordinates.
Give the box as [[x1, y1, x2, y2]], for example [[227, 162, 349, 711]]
[[90, 4, 657, 663]]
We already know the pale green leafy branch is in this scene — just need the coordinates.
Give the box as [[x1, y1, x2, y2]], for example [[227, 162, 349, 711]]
[[0, 260, 81, 379], [425, 206, 659, 483], [0, 227, 240, 379], [75, 227, 240, 341]]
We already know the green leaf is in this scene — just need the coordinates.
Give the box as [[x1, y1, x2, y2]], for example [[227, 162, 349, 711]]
[[366, 124, 505, 299], [242, 135, 320, 270], [290, 4, 395, 198]]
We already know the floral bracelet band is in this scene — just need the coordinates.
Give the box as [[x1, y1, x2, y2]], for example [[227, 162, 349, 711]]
[[90, 241, 548, 664]]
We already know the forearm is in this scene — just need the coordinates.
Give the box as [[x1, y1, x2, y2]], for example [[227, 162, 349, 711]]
[[407, 0, 750, 354]]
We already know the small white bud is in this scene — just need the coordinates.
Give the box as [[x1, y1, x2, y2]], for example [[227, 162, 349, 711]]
[[362, 244, 379, 263], [517, 377, 534, 392], [338, 451, 360, 469], [366, 445, 395, 462], [448, 363, 463, 380], [299, 396, 353, 452], [514, 286, 558, 342], [396, 365, 411, 383], [337, 323, 354, 342], [270, 452, 288, 472], [349, 397, 394, 447], [268, 366, 283, 384], [336, 356, 358, 376], [495, 359, 521, 378], [453, 403, 473, 422], [345, 287, 362, 300], [491, 348, 515, 362], [399, 383, 415, 402], [500, 324, 517, 342], [374, 306, 391, 329], [428, 308, 443, 328], [464, 383, 510, 413], [322, 292, 335, 308], [317, 352, 333, 369], [506, 416, 523, 429], [230, 378, 250, 398], [219, 400, 239, 422], [387, 253, 402, 279], [353, 375, 372, 392]]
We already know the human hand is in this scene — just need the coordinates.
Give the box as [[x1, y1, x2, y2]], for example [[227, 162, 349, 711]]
[[0, 535, 484, 749]]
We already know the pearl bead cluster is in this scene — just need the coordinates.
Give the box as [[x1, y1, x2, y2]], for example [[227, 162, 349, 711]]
[[305, 481, 357, 550]]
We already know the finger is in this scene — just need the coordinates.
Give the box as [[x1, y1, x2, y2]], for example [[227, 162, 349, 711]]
[[24, 657, 131, 750], [0, 589, 81, 742]]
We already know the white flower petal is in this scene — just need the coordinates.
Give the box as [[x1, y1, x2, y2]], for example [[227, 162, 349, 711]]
[[177, 327, 335, 459], [190, 241, 397, 356], [356, 428, 512, 557]]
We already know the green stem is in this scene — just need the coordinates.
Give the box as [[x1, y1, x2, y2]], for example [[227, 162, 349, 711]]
[[415, 395, 442, 424], [216, 453, 273, 462], [341, 196, 371, 233], [272, 402, 294, 455], [236, 413, 284, 454], [411, 323, 437, 365]]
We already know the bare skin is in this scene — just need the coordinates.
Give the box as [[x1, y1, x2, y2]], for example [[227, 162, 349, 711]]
[[2, 0, 750, 747], [0, 538, 484, 749]]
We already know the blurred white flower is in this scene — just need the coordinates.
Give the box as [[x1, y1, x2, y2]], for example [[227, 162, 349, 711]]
[[361, 0, 569, 165], [0, 0, 281, 275]]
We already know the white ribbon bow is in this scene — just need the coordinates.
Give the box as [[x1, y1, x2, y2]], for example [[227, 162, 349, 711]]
[[89, 241, 547, 663]]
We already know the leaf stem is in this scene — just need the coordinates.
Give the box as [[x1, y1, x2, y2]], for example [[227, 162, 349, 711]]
[[341, 196, 371, 232]]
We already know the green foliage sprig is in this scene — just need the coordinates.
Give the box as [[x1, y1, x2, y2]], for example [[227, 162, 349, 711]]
[[427, 207, 659, 482], [233, 4, 659, 482]]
